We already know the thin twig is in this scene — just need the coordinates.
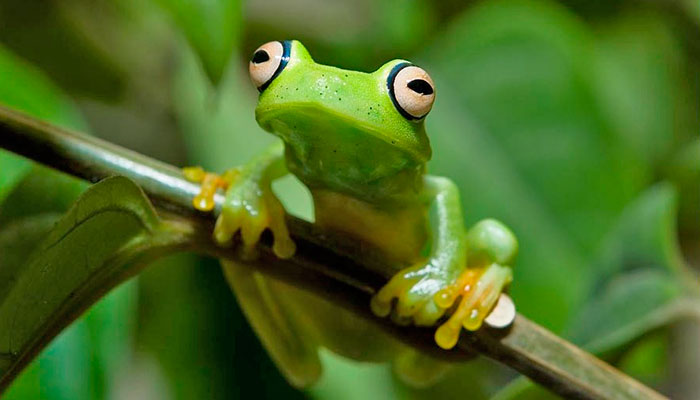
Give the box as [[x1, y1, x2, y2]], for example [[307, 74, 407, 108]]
[[0, 105, 667, 400]]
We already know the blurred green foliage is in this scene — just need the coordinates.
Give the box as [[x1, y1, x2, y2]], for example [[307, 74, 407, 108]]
[[0, 0, 698, 399]]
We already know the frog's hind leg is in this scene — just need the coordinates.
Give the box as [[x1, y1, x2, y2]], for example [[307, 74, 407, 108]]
[[221, 260, 321, 388]]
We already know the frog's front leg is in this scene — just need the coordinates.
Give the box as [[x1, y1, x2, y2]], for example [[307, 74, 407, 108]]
[[184, 141, 295, 258], [371, 176, 517, 350]]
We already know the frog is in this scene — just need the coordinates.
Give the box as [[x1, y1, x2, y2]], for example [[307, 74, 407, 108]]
[[184, 40, 518, 387]]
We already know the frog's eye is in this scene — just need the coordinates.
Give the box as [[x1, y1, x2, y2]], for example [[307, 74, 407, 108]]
[[249, 41, 291, 92], [388, 63, 435, 120]]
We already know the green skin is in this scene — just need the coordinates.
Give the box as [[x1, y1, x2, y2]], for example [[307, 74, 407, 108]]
[[197, 41, 518, 387]]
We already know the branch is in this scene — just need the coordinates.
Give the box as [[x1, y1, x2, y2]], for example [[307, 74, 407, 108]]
[[0, 105, 666, 400]]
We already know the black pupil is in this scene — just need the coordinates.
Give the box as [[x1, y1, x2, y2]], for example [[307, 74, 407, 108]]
[[407, 79, 433, 95], [252, 50, 270, 64]]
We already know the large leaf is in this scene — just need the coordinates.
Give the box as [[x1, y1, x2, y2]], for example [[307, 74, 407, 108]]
[[417, 3, 695, 396], [421, 0, 605, 331], [0, 214, 61, 306], [568, 184, 692, 352], [493, 184, 694, 399], [424, 0, 648, 253], [0, 177, 187, 391], [590, 10, 697, 166], [0, 43, 96, 395], [420, 0, 692, 333], [154, 0, 241, 85]]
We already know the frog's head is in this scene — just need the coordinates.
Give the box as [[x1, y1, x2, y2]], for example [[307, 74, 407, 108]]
[[249, 40, 434, 164]]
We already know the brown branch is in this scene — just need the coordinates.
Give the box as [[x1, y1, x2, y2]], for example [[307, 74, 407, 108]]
[[0, 105, 667, 400]]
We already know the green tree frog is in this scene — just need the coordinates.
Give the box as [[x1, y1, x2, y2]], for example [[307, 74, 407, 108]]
[[184, 40, 518, 387]]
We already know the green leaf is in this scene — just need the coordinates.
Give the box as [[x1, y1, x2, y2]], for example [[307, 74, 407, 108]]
[[422, 0, 612, 331], [0, 44, 103, 398], [155, 0, 241, 85], [0, 154, 30, 209], [3, 282, 138, 400], [420, 0, 692, 335], [0, 43, 86, 205], [493, 185, 692, 399], [423, 5, 695, 396], [0, 177, 187, 391], [569, 184, 691, 352], [0, 214, 62, 306], [0, 166, 88, 226], [0, 1, 124, 99], [664, 138, 700, 235], [425, 0, 648, 253], [591, 10, 697, 165], [0, 47, 84, 130]]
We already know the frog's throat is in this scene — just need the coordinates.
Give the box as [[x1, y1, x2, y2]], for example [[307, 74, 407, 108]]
[[256, 102, 430, 164]]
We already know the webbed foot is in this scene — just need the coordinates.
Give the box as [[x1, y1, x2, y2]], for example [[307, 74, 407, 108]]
[[183, 165, 295, 259], [433, 262, 512, 349], [370, 258, 462, 328], [371, 219, 516, 350]]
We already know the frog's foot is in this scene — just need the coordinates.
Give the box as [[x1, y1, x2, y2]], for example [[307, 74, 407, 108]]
[[183, 165, 295, 259], [182, 166, 239, 212], [371, 261, 512, 349], [214, 175, 295, 259], [371, 261, 458, 329], [433, 263, 512, 349]]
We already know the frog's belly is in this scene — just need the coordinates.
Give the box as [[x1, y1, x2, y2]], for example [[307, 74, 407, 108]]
[[311, 189, 428, 266]]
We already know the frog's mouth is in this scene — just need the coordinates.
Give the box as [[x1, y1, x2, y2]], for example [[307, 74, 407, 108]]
[[257, 102, 426, 198], [256, 102, 428, 165]]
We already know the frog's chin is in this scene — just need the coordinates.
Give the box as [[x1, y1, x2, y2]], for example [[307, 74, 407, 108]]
[[256, 102, 427, 164]]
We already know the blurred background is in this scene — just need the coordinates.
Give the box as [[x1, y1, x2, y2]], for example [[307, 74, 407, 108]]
[[0, 0, 698, 398]]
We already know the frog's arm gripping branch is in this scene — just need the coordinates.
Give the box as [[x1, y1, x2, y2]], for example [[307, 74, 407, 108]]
[[185, 142, 294, 257], [0, 106, 666, 400], [371, 176, 470, 325], [422, 176, 469, 269], [423, 177, 515, 346], [372, 176, 515, 349]]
